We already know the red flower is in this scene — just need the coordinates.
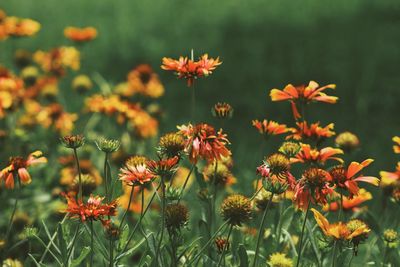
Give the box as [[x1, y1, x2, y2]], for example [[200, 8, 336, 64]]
[[290, 143, 343, 165], [0, 151, 47, 189], [63, 194, 117, 225], [119, 159, 155, 186], [252, 119, 292, 136], [178, 123, 231, 163], [146, 156, 179, 177], [161, 53, 221, 87], [286, 121, 335, 141]]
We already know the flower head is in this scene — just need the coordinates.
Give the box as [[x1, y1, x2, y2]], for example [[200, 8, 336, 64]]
[[221, 194, 252, 226], [157, 132, 186, 158], [212, 102, 233, 119], [61, 134, 85, 149], [95, 137, 121, 153], [380, 162, 400, 189], [267, 252, 293, 267], [252, 119, 292, 136], [122, 64, 164, 98], [291, 144, 343, 165], [0, 151, 47, 189], [215, 237, 229, 254], [279, 141, 301, 157], [383, 229, 398, 247], [119, 156, 155, 186], [393, 136, 400, 154], [287, 121, 335, 142], [165, 203, 189, 230], [146, 156, 179, 179], [335, 131, 360, 152], [203, 160, 236, 187], [64, 26, 97, 42], [161, 53, 221, 87], [72, 74, 93, 93], [178, 123, 231, 163]]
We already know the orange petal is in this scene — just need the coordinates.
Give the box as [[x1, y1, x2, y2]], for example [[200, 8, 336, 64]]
[[346, 159, 374, 178]]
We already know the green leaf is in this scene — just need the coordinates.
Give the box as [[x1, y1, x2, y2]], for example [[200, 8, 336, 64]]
[[116, 234, 150, 260], [28, 253, 46, 267], [57, 223, 68, 264], [70, 246, 91, 267], [238, 244, 249, 267], [118, 224, 130, 250]]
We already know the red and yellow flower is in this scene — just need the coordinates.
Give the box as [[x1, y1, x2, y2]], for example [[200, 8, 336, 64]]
[[323, 189, 372, 212], [393, 136, 400, 154], [291, 143, 343, 165], [119, 156, 155, 186], [64, 26, 97, 42], [287, 121, 335, 141], [252, 119, 292, 136], [380, 162, 400, 188]]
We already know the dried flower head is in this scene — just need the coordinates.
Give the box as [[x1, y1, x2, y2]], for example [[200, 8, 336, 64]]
[[61, 134, 85, 149], [158, 132, 185, 158], [221, 194, 252, 226], [267, 252, 293, 267], [212, 102, 233, 119], [165, 203, 189, 229], [95, 137, 121, 153], [279, 141, 301, 157]]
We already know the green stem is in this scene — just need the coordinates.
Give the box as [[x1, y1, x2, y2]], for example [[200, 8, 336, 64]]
[[216, 224, 233, 267], [154, 177, 166, 266], [381, 242, 388, 267], [338, 192, 343, 221], [331, 241, 338, 267], [90, 220, 94, 267], [252, 193, 274, 267], [103, 153, 109, 201], [39, 214, 68, 263], [296, 198, 311, 267], [119, 185, 135, 233], [66, 225, 81, 263], [177, 164, 195, 204], [73, 148, 83, 202]]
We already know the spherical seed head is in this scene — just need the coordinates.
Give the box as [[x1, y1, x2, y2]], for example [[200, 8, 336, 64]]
[[125, 155, 148, 167], [335, 131, 360, 152], [21, 66, 39, 86], [303, 168, 329, 187], [70, 174, 97, 196], [72, 74, 93, 93], [165, 203, 189, 229], [266, 153, 290, 176], [384, 229, 398, 243], [212, 102, 233, 119], [267, 252, 293, 267], [329, 165, 347, 186], [279, 141, 301, 157], [95, 137, 121, 153], [61, 134, 85, 149], [158, 132, 185, 158], [221, 194, 252, 226]]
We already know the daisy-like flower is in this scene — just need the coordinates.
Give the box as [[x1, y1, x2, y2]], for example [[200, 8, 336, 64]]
[[178, 123, 231, 163], [161, 53, 221, 87], [0, 151, 47, 189], [252, 119, 292, 137], [270, 81, 337, 119], [291, 143, 343, 165], [119, 156, 155, 186], [33, 46, 80, 76], [293, 168, 334, 210], [64, 26, 97, 42], [267, 252, 293, 267], [124, 64, 165, 98], [1, 16, 41, 38], [380, 162, 400, 188], [335, 131, 360, 152], [63, 193, 117, 225], [393, 136, 400, 154], [328, 160, 379, 197], [323, 189, 372, 212], [287, 121, 335, 141], [212, 102, 233, 119], [146, 156, 179, 179]]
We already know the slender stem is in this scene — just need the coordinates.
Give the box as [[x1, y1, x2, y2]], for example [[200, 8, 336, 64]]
[[5, 175, 21, 244], [154, 177, 166, 266], [73, 148, 83, 202], [39, 214, 68, 263], [331, 241, 338, 267], [252, 193, 274, 267], [119, 185, 135, 233], [338, 192, 343, 221], [104, 152, 109, 201], [177, 164, 195, 204], [296, 199, 311, 267], [90, 220, 94, 267], [216, 224, 233, 267], [66, 225, 81, 263], [381, 242, 388, 267]]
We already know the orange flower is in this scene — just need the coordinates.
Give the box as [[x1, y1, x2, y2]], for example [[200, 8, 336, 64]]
[[63, 194, 117, 225], [1, 16, 40, 38], [121, 64, 164, 98], [146, 156, 179, 178], [0, 151, 47, 189], [270, 81, 337, 119], [178, 123, 231, 163], [328, 160, 380, 197], [286, 121, 335, 141], [64, 26, 97, 42], [380, 162, 400, 188], [291, 143, 343, 165], [252, 119, 292, 136], [393, 136, 400, 154], [323, 189, 372, 212], [119, 157, 155, 186], [161, 53, 221, 86], [33, 46, 80, 76]]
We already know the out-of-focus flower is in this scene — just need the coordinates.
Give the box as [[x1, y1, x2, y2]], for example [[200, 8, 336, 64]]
[[72, 74, 93, 93], [59, 155, 102, 186], [61, 134, 85, 149], [252, 119, 292, 136], [157, 132, 185, 158], [279, 141, 301, 157], [95, 137, 120, 153], [212, 102, 233, 119], [0, 15, 40, 39], [287, 121, 335, 141], [34, 46, 80, 76], [2, 258, 23, 267], [380, 162, 400, 190], [165, 203, 189, 230], [335, 131, 360, 152], [34, 103, 78, 135], [346, 219, 370, 254], [21, 66, 39, 86], [254, 189, 281, 210], [119, 156, 155, 186], [119, 185, 154, 213], [221, 194, 252, 226], [64, 26, 97, 42], [323, 189, 372, 212], [294, 168, 334, 210], [178, 123, 231, 163], [146, 156, 179, 179], [63, 193, 117, 225], [170, 166, 195, 189], [14, 49, 32, 68], [0, 151, 47, 189], [291, 143, 343, 165], [215, 237, 229, 254], [161, 53, 221, 86], [70, 174, 97, 196], [328, 160, 379, 197], [267, 252, 293, 267], [383, 229, 398, 248], [270, 81, 337, 119], [203, 160, 236, 187], [393, 136, 400, 154]]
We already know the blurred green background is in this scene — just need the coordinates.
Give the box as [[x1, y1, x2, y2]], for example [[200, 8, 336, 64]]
[[1, 0, 399, 178]]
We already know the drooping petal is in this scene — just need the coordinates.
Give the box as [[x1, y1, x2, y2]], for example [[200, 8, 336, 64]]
[[353, 176, 380, 186], [18, 168, 32, 185], [5, 173, 14, 189], [311, 208, 330, 236], [346, 159, 374, 179]]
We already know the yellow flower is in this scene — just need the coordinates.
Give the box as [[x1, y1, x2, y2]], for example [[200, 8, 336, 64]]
[[267, 252, 293, 267]]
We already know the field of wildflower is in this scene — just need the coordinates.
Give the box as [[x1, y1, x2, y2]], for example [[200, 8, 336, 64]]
[[1, 1, 400, 266]]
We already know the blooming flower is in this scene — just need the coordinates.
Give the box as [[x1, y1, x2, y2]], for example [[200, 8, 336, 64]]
[[267, 252, 293, 267], [161, 53, 221, 86], [380, 162, 400, 188], [124, 64, 164, 98], [64, 26, 97, 42], [0, 15, 40, 39], [393, 136, 400, 154], [323, 189, 372, 212], [286, 121, 335, 141], [270, 81, 337, 119], [33, 46, 80, 76], [290, 143, 343, 165], [146, 156, 179, 179], [335, 131, 360, 152], [178, 123, 231, 163], [119, 156, 155, 186], [0, 151, 47, 189], [63, 194, 117, 225], [252, 119, 292, 136], [328, 160, 380, 197]]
